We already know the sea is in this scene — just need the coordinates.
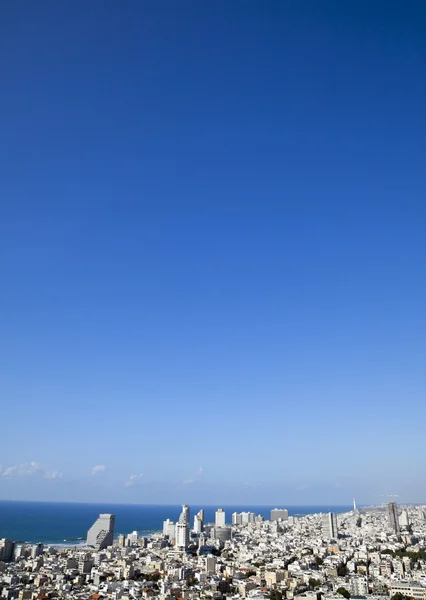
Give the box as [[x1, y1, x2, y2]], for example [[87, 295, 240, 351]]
[[0, 501, 353, 546]]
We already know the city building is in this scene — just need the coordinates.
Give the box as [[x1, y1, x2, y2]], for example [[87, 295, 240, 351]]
[[0, 539, 15, 562], [241, 511, 255, 524], [127, 531, 139, 546], [270, 508, 289, 521], [211, 526, 232, 542], [232, 512, 242, 525], [30, 543, 44, 558], [399, 509, 410, 528], [175, 504, 190, 550], [388, 501, 400, 535], [215, 508, 226, 527], [193, 509, 204, 533], [205, 554, 217, 574], [389, 583, 426, 600], [350, 577, 369, 597], [321, 512, 338, 539], [163, 518, 175, 539], [232, 511, 256, 525], [175, 523, 188, 550], [86, 513, 115, 550]]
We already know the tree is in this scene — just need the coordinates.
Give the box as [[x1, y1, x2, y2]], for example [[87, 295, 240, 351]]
[[309, 578, 321, 589], [185, 576, 197, 587], [337, 565, 348, 577], [337, 587, 350, 599], [218, 579, 233, 594], [390, 594, 410, 600]]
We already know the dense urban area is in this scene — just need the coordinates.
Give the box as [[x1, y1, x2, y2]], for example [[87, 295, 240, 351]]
[[1, 502, 426, 600]]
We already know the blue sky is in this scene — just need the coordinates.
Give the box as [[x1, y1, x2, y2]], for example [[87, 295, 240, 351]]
[[0, 1, 425, 505]]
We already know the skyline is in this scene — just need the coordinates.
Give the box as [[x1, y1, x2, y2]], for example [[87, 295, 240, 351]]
[[1, 0, 425, 505]]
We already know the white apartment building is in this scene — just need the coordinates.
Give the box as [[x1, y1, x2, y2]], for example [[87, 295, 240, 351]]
[[215, 508, 226, 527]]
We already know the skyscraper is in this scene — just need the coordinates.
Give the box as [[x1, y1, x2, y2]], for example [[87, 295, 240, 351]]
[[0, 539, 15, 562], [86, 514, 115, 550], [399, 509, 410, 529], [127, 531, 139, 546], [387, 501, 400, 535], [163, 518, 176, 540], [270, 508, 289, 521], [322, 512, 338, 539], [175, 504, 190, 550], [232, 512, 242, 525], [215, 508, 226, 527], [193, 509, 204, 533]]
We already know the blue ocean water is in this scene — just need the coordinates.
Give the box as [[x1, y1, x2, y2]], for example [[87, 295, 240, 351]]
[[0, 502, 352, 544]]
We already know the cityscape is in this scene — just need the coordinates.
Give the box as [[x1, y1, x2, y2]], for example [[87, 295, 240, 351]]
[[1, 2, 425, 600], [1, 501, 426, 600]]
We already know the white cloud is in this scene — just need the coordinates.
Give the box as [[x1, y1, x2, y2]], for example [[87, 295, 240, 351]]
[[44, 470, 63, 480], [183, 466, 204, 485], [1, 462, 62, 479], [91, 465, 106, 475], [124, 473, 143, 488]]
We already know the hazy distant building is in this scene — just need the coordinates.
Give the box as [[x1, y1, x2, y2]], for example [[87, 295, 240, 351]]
[[211, 526, 232, 541], [232, 511, 255, 525], [241, 511, 255, 524], [270, 508, 289, 521], [87, 514, 115, 550], [215, 508, 226, 527], [399, 509, 410, 529], [163, 518, 175, 540], [0, 539, 15, 562], [232, 512, 242, 525], [388, 501, 400, 534], [30, 543, 44, 558], [179, 504, 190, 525], [205, 554, 217, 574], [322, 512, 338, 539], [117, 533, 126, 547], [175, 504, 190, 550], [193, 509, 204, 533], [127, 530, 139, 546]]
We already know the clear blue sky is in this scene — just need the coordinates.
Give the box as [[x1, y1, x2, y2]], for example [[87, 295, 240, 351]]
[[0, 0, 425, 505]]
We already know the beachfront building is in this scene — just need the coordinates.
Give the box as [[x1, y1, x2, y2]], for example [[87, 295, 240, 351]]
[[86, 513, 115, 550], [270, 508, 289, 521], [215, 508, 226, 527]]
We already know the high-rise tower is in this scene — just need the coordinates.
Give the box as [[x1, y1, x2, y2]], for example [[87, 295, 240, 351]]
[[86, 514, 115, 550], [215, 508, 226, 527], [387, 501, 400, 534], [175, 504, 190, 550], [322, 512, 338, 539], [193, 509, 204, 533]]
